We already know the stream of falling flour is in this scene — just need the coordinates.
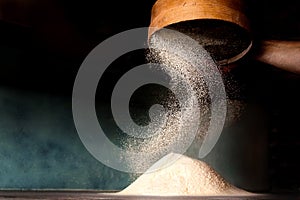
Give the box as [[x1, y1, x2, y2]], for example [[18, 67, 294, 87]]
[[121, 28, 227, 175]]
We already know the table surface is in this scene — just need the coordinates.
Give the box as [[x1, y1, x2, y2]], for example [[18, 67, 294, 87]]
[[0, 191, 299, 200]]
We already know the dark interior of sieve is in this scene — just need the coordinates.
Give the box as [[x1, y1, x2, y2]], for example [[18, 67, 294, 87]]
[[0, 0, 299, 197], [167, 19, 251, 62]]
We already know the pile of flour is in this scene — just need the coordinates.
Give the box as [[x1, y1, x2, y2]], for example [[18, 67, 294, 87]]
[[119, 153, 251, 196]]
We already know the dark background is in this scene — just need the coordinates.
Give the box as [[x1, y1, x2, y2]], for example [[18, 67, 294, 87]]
[[0, 0, 299, 193], [0, 0, 299, 94]]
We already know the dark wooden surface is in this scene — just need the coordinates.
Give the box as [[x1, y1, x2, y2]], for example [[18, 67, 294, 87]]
[[0, 191, 297, 200]]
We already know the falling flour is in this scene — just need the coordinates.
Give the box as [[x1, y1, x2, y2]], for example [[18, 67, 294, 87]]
[[119, 153, 251, 196], [120, 28, 216, 173], [118, 27, 248, 194]]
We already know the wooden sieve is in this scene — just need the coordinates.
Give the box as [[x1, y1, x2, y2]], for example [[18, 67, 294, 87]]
[[148, 0, 253, 65]]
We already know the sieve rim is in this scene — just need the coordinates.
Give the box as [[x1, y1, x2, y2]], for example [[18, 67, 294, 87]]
[[148, 0, 252, 64]]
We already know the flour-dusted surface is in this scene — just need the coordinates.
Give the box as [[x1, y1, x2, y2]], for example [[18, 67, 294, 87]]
[[119, 153, 251, 196]]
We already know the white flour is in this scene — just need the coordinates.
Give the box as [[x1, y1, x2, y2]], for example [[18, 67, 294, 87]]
[[119, 153, 251, 196], [119, 28, 247, 194]]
